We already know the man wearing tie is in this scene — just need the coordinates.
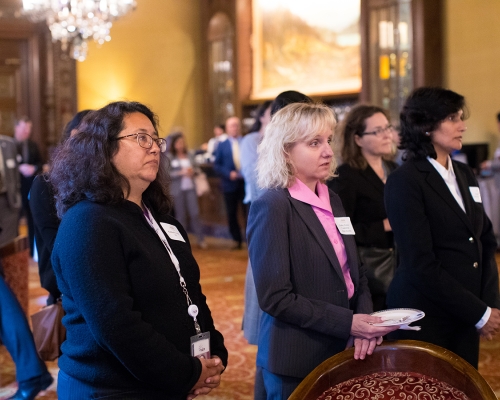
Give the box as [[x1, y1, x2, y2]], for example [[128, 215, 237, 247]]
[[214, 116, 245, 249], [14, 117, 42, 257]]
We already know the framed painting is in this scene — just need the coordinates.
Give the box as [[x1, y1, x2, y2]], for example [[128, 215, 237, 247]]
[[251, 0, 361, 99]]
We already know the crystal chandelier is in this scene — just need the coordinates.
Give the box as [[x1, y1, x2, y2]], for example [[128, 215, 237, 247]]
[[22, 0, 137, 61]]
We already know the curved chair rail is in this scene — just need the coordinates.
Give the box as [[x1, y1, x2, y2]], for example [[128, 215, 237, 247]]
[[289, 340, 496, 400]]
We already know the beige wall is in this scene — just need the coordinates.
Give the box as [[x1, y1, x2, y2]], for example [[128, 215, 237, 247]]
[[444, 0, 500, 154], [77, 0, 206, 147]]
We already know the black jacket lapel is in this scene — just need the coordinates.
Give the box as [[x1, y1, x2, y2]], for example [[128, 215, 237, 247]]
[[288, 195, 346, 285], [359, 164, 385, 195], [453, 161, 476, 225], [415, 159, 473, 231]]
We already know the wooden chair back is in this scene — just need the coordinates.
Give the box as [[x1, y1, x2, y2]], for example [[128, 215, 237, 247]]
[[289, 340, 496, 400]]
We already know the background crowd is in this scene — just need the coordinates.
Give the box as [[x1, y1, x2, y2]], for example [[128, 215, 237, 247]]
[[0, 85, 500, 399]]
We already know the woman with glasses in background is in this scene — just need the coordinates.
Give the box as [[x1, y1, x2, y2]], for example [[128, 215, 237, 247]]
[[328, 105, 397, 311], [50, 101, 227, 399]]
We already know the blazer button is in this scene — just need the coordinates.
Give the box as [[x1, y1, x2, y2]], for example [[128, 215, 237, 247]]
[[469, 237, 474, 243], [473, 262, 479, 268]]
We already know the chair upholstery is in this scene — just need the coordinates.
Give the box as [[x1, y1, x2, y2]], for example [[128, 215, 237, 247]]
[[289, 340, 496, 400]]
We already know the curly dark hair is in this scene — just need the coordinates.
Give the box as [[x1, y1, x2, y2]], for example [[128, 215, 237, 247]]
[[399, 87, 468, 160], [50, 101, 172, 217], [340, 104, 390, 169]]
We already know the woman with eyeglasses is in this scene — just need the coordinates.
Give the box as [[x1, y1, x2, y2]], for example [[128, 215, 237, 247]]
[[328, 105, 397, 312], [385, 87, 500, 368], [50, 101, 227, 399]]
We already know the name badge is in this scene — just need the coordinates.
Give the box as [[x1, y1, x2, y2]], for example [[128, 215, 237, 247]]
[[6, 159, 16, 169], [160, 223, 186, 242], [191, 332, 211, 359], [469, 186, 482, 203], [334, 217, 355, 235]]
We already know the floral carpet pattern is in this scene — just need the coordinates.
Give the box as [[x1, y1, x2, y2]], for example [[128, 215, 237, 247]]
[[1, 239, 500, 399]]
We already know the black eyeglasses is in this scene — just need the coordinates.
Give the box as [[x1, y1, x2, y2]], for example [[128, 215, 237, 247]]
[[361, 124, 395, 137], [115, 133, 167, 153]]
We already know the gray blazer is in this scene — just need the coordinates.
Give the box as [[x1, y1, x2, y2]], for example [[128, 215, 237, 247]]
[[0, 135, 21, 209], [247, 187, 373, 378]]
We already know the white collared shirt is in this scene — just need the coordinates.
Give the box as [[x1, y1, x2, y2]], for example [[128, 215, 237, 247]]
[[427, 156, 490, 329], [427, 156, 465, 212]]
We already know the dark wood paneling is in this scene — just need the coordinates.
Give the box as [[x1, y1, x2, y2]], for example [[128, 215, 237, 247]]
[[412, 0, 443, 88], [200, 0, 237, 141], [235, 0, 251, 104], [0, 14, 77, 161]]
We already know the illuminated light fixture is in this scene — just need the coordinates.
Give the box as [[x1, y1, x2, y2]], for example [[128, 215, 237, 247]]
[[22, 0, 136, 61]]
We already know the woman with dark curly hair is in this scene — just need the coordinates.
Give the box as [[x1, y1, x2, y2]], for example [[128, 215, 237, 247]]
[[385, 87, 500, 368], [50, 101, 227, 399]]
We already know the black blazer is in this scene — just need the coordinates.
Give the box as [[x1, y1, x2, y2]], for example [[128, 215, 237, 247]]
[[29, 174, 61, 302], [385, 159, 500, 326], [329, 161, 397, 248], [247, 187, 373, 378]]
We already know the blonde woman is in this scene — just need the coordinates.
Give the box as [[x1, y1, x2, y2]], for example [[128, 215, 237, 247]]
[[247, 102, 398, 399]]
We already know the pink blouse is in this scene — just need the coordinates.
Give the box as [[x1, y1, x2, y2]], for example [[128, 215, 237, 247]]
[[288, 179, 355, 299]]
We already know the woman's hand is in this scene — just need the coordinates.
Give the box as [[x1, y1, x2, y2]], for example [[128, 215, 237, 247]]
[[187, 356, 225, 400], [383, 218, 392, 232], [347, 314, 400, 360], [345, 336, 384, 360], [351, 314, 399, 339]]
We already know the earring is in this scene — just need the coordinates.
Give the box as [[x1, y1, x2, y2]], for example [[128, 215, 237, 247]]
[[425, 132, 430, 136]]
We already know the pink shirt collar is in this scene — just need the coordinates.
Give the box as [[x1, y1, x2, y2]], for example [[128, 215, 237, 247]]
[[288, 178, 332, 213]]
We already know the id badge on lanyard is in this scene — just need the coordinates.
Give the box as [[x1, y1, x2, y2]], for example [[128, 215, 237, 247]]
[[191, 332, 211, 359], [143, 205, 211, 359]]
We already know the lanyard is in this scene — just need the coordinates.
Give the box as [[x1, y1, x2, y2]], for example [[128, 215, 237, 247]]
[[143, 205, 201, 334]]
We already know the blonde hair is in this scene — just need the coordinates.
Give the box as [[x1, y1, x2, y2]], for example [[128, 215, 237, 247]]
[[257, 102, 337, 189]]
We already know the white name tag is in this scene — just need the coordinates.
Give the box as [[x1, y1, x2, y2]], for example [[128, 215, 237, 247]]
[[5, 159, 15, 169], [469, 186, 482, 203], [334, 217, 356, 235], [160, 223, 186, 242]]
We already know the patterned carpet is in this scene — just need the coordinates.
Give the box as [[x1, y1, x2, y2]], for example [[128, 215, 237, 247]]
[[1, 238, 500, 399]]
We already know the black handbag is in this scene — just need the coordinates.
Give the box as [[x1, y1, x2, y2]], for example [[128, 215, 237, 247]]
[[357, 246, 396, 296]]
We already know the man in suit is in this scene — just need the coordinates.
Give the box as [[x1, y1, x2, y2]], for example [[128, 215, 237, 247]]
[[14, 117, 42, 257], [0, 116, 53, 400], [0, 133, 21, 247], [214, 116, 245, 249]]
